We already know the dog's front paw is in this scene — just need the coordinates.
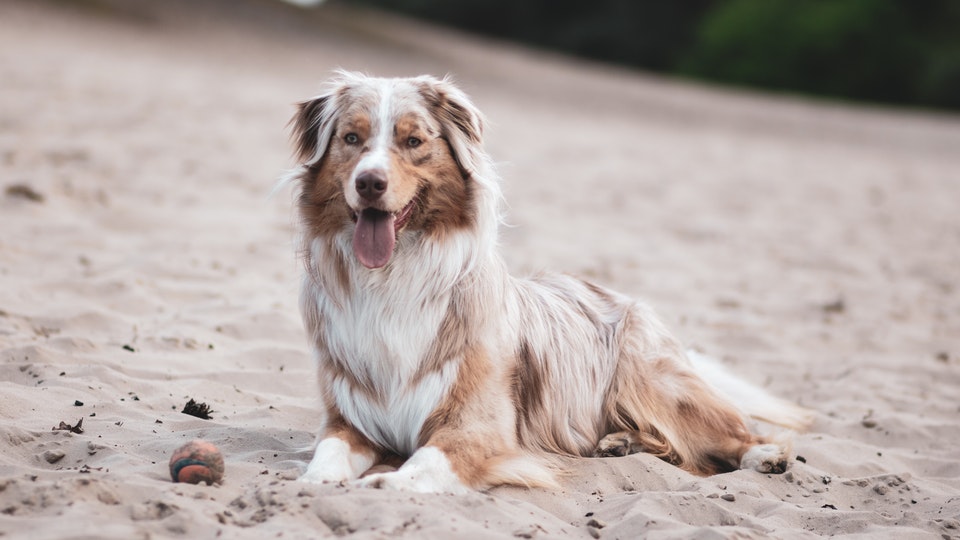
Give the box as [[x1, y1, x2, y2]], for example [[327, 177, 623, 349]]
[[355, 471, 411, 491], [740, 443, 789, 474], [355, 469, 469, 494], [299, 437, 372, 484], [300, 455, 354, 484], [354, 447, 470, 494], [299, 466, 350, 485]]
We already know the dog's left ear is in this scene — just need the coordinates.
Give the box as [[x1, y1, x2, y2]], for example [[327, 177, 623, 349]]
[[419, 76, 486, 179]]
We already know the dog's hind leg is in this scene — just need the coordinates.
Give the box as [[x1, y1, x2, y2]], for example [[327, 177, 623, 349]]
[[597, 367, 784, 476], [594, 429, 676, 461], [594, 431, 642, 458], [598, 310, 795, 476]]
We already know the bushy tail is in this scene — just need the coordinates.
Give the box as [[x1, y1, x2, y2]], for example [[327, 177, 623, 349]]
[[686, 350, 814, 431]]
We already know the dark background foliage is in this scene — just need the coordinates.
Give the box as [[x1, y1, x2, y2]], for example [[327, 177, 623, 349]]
[[358, 0, 960, 110]]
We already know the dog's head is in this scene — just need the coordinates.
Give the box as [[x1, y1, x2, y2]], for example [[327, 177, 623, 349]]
[[290, 72, 493, 269]]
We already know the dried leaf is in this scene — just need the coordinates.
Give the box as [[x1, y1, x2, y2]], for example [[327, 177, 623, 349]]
[[53, 418, 84, 434]]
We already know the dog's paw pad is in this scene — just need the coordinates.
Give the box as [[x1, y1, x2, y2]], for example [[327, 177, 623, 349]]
[[741, 444, 789, 474], [594, 433, 636, 458]]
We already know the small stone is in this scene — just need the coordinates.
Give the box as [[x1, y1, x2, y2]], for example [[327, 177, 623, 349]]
[[513, 525, 546, 539], [586, 518, 606, 529], [861, 419, 877, 428], [822, 298, 845, 314], [277, 469, 299, 481], [42, 450, 65, 464], [873, 483, 889, 495], [587, 527, 600, 539], [5, 184, 44, 202], [721, 494, 736, 502]]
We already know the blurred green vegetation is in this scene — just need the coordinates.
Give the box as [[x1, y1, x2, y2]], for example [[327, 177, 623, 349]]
[[358, 0, 960, 110]]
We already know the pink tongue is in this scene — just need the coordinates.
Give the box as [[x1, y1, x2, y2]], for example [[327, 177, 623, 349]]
[[353, 209, 396, 269]]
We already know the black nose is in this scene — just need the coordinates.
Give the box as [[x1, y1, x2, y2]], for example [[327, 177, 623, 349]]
[[355, 171, 387, 201]]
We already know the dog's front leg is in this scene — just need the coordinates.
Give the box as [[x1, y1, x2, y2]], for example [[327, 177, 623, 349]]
[[356, 350, 530, 494], [356, 442, 474, 494], [301, 416, 377, 484]]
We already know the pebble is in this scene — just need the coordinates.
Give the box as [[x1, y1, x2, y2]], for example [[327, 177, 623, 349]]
[[721, 494, 736, 502], [42, 449, 65, 464], [586, 518, 606, 529]]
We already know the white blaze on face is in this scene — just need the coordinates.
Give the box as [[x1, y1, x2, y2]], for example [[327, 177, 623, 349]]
[[349, 82, 402, 270], [350, 81, 394, 196]]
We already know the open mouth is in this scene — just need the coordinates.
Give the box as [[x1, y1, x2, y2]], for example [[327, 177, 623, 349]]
[[352, 199, 416, 269]]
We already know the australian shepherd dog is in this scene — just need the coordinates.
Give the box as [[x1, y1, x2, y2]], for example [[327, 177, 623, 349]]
[[288, 71, 812, 494]]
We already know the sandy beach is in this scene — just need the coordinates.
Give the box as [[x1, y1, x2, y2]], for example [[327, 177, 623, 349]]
[[2, 0, 959, 538]]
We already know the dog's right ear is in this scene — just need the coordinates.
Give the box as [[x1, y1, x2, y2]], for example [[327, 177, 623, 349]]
[[291, 82, 353, 166], [291, 72, 365, 166], [290, 95, 331, 164]]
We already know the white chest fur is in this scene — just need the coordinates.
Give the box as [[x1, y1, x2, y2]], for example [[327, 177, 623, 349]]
[[333, 359, 459, 455], [303, 235, 469, 455]]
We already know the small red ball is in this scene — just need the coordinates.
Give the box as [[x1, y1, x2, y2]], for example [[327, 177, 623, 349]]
[[169, 440, 224, 485]]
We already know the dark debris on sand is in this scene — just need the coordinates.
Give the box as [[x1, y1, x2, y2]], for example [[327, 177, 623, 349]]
[[53, 418, 84, 434], [181, 398, 214, 420]]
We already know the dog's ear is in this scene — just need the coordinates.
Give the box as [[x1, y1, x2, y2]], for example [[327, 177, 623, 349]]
[[292, 71, 372, 165], [419, 76, 486, 179], [290, 74, 358, 165], [290, 94, 333, 164]]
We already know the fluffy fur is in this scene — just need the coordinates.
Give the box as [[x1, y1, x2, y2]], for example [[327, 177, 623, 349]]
[[289, 71, 813, 493]]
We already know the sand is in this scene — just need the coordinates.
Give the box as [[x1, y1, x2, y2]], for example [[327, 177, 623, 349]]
[[2, 0, 959, 538]]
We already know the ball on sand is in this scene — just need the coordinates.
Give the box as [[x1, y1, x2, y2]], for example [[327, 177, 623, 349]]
[[169, 440, 224, 485]]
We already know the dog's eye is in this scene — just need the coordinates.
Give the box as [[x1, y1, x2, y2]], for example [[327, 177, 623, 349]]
[[407, 137, 422, 148], [344, 133, 359, 145]]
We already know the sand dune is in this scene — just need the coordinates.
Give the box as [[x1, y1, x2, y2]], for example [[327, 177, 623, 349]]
[[2, 0, 959, 538]]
